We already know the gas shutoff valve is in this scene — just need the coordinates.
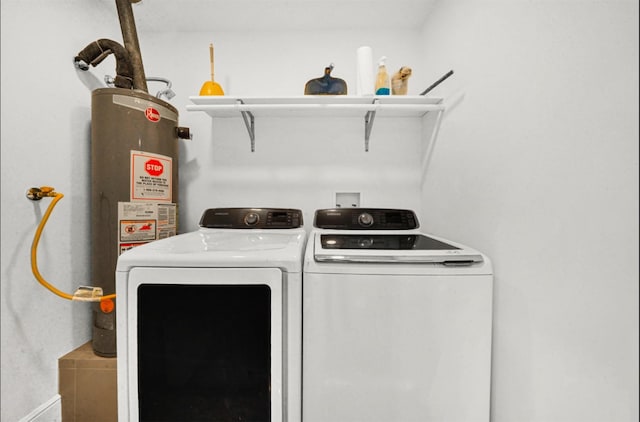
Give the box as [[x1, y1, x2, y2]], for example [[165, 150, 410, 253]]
[[26, 186, 57, 201]]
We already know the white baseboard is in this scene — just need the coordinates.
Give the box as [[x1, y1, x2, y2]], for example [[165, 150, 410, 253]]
[[18, 394, 61, 422]]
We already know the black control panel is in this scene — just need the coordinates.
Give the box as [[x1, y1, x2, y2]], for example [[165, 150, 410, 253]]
[[313, 208, 419, 230], [199, 208, 303, 229]]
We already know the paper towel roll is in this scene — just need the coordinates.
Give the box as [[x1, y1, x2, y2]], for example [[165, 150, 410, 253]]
[[356, 46, 374, 96]]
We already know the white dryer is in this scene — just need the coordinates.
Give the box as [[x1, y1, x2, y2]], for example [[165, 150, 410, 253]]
[[116, 208, 306, 422], [303, 208, 493, 422]]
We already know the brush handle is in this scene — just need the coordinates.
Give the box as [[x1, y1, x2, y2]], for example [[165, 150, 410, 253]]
[[420, 70, 454, 95], [209, 43, 215, 81]]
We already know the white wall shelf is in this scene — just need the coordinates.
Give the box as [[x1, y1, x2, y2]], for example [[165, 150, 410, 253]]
[[187, 96, 445, 152]]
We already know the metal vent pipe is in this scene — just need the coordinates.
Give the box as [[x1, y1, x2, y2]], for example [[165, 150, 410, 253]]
[[115, 0, 148, 92]]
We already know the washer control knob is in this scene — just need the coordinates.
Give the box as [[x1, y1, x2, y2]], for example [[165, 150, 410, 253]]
[[358, 212, 374, 227], [244, 212, 260, 226]]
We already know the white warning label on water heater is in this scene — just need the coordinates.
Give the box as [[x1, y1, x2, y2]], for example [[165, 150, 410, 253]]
[[130, 150, 172, 202], [118, 202, 177, 255]]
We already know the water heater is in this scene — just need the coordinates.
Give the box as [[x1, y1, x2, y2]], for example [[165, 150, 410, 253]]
[[91, 87, 184, 356]]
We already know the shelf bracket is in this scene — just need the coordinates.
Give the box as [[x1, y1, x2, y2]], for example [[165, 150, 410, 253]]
[[364, 99, 379, 152], [420, 107, 445, 187], [237, 100, 256, 152]]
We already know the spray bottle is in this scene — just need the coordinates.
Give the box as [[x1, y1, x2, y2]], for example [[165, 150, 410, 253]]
[[375, 56, 390, 95]]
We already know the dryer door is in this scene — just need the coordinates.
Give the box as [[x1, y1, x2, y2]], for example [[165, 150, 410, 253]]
[[117, 267, 283, 422]]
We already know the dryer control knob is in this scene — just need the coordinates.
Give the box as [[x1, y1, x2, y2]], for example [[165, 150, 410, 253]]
[[244, 212, 260, 226], [358, 212, 374, 227]]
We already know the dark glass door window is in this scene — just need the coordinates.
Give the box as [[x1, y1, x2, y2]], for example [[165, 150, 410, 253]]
[[137, 284, 272, 422], [320, 234, 460, 250]]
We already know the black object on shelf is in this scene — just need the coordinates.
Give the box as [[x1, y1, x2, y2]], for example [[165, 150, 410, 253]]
[[420, 70, 454, 96], [304, 64, 348, 95]]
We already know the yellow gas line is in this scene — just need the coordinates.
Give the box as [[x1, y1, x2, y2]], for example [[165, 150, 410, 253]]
[[28, 187, 116, 304]]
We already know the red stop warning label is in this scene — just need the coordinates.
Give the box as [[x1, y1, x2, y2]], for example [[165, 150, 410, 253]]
[[131, 151, 172, 202], [145, 159, 164, 176]]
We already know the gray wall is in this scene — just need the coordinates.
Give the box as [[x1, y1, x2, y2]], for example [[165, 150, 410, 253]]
[[420, 1, 639, 421]]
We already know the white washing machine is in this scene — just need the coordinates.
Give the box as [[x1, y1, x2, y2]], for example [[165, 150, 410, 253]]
[[116, 207, 306, 422], [303, 208, 493, 422]]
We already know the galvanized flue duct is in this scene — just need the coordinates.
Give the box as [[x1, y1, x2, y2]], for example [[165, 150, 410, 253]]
[[115, 0, 148, 92]]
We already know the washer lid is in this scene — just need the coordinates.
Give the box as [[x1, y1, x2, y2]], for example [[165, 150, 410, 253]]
[[313, 231, 483, 265]]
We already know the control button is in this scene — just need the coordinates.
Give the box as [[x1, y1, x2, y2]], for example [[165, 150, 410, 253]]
[[359, 237, 374, 248], [244, 212, 260, 226], [358, 212, 374, 227]]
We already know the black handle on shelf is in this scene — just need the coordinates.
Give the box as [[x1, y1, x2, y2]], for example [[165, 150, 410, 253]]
[[420, 70, 454, 96]]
